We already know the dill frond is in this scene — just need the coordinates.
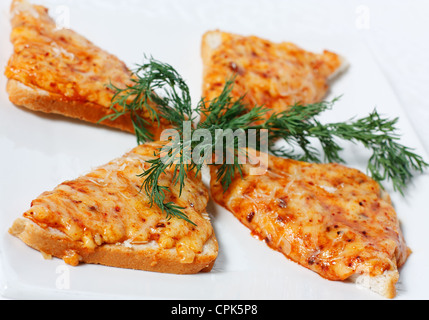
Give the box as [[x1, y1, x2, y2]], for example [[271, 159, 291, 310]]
[[104, 56, 428, 223]]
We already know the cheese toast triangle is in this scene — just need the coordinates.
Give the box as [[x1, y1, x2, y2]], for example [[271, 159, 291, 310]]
[[9, 142, 218, 274], [4, 0, 164, 137], [210, 149, 410, 298], [201, 30, 347, 118]]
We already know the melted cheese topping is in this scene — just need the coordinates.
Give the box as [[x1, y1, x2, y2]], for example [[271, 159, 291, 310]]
[[210, 152, 410, 280], [202, 30, 344, 118], [24, 142, 214, 264], [5, 0, 131, 107]]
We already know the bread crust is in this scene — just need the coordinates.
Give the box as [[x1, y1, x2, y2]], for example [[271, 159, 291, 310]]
[[6, 79, 167, 138], [7, 79, 132, 134], [349, 270, 399, 299], [10, 217, 217, 274]]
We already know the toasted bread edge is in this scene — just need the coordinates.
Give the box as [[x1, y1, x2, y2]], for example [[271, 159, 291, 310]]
[[9, 217, 218, 274], [6, 79, 135, 133]]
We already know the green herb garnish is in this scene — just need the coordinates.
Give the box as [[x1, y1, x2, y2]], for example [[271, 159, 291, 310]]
[[104, 56, 428, 223], [100, 56, 194, 144]]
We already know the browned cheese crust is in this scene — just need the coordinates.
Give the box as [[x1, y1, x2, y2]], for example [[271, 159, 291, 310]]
[[9, 142, 218, 274], [210, 150, 410, 298], [5, 0, 166, 137], [201, 30, 346, 121]]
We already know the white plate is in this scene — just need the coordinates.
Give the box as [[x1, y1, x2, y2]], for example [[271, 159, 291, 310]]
[[1, 0, 428, 300]]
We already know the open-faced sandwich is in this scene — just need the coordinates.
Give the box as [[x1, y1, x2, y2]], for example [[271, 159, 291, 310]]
[[4, 0, 165, 138], [9, 142, 218, 274], [210, 149, 410, 298], [201, 30, 347, 119]]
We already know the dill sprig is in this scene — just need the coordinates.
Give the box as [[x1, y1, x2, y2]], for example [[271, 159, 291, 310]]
[[138, 154, 196, 225], [104, 56, 428, 223], [100, 56, 194, 144], [261, 102, 428, 194]]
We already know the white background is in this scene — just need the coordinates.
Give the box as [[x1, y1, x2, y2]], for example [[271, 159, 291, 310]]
[[353, 0, 429, 155], [0, 0, 428, 300]]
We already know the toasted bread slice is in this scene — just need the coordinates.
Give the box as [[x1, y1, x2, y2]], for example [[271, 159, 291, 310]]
[[9, 142, 218, 274], [210, 150, 410, 298], [4, 0, 164, 137], [201, 30, 347, 119]]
